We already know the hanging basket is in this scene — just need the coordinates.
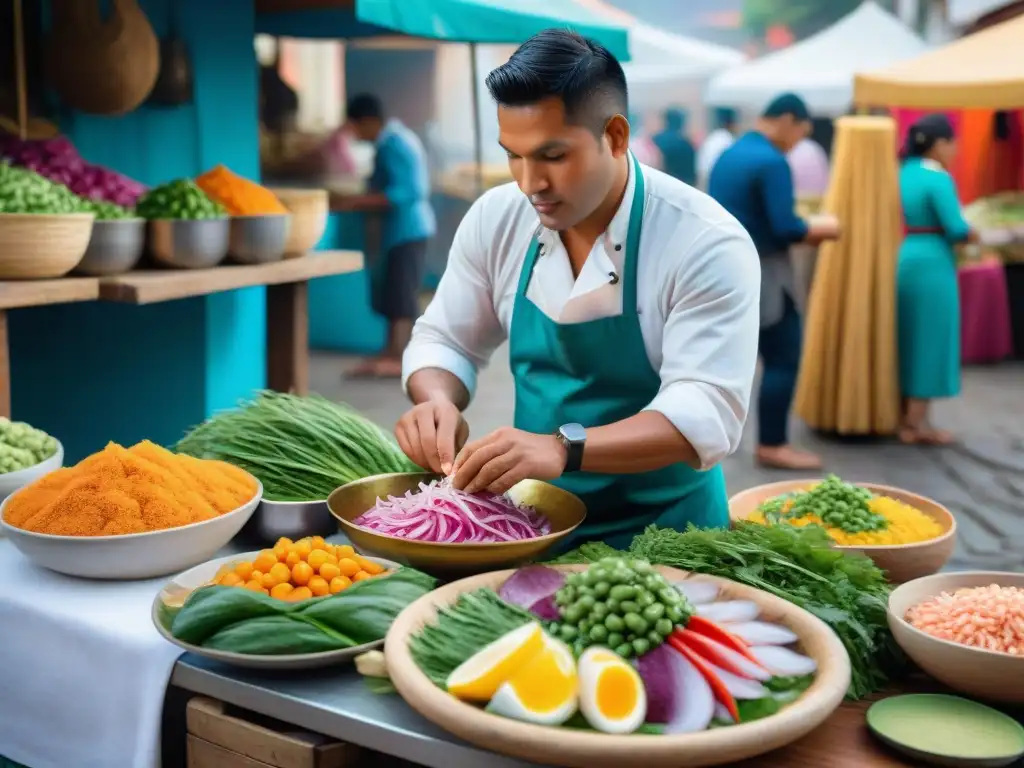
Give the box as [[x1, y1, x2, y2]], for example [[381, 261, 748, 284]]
[[45, 0, 159, 116]]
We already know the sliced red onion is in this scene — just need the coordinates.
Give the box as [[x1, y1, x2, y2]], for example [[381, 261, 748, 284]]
[[351, 479, 551, 543]]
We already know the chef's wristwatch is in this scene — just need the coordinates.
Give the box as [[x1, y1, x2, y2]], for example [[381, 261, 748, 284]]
[[555, 423, 586, 473]]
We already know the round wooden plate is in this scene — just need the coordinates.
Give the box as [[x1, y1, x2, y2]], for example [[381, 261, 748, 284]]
[[384, 565, 852, 768]]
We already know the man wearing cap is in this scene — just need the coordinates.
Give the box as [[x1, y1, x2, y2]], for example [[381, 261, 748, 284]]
[[709, 93, 840, 470]]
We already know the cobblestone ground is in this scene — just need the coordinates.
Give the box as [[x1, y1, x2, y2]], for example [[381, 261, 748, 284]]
[[313, 350, 1024, 572]]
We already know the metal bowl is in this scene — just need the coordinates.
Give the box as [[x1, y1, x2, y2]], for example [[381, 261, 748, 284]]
[[75, 218, 146, 276], [238, 498, 337, 546], [228, 214, 292, 264], [148, 218, 230, 269], [327, 472, 586, 577]]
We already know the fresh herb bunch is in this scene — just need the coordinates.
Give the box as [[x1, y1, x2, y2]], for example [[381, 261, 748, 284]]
[[409, 589, 536, 687], [551, 523, 904, 700]]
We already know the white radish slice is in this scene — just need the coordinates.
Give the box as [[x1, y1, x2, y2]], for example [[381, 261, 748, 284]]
[[673, 580, 720, 605], [705, 661, 770, 700], [713, 701, 735, 723], [696, 600, 760, 624], [748, 645, 818, 677], [725, 621, 799, 646], [665, 645, 715, 733]]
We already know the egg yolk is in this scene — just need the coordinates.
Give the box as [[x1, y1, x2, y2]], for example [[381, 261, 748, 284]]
[[596, 665, 638, 720], [507, 650, 575, 713]]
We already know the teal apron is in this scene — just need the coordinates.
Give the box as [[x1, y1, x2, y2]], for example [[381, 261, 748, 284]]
[[509, 154, 728, 553]]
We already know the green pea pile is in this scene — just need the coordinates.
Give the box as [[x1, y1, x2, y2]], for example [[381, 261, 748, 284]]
[[81, 198, 136, 220], [0, 162, 84, 214], [136, 179, 226, 220], [786, 475, 888, 534], [549, 557, 692, 659]]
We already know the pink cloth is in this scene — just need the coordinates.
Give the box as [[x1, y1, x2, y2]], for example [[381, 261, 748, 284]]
[[787, 139, 830, 197], [321, 129, 357, 176], [959, 261, 1014, 364]]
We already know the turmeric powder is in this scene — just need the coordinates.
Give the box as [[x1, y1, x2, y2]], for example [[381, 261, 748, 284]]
[[195, 165, 289, 216], [2, 440, 258, 537]]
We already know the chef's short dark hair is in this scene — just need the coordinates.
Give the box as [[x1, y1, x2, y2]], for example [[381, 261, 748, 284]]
[[347, 93, 384, 121], [485, 28, 628, 137]]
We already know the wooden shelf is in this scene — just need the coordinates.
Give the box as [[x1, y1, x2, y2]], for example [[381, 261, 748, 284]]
[[0, 276, 100, 311], [98, 251, 363, 305]]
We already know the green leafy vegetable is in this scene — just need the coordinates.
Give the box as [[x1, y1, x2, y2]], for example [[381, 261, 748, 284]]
[[551, 524, 904, 700], [171, 567, 436, 655], [175, 391, 419, 501], [409, 589, 536, 686]]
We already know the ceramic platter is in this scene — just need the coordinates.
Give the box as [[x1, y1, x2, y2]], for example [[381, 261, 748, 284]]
[[152, 550, 400, 670], [385, 565, 852, 768]]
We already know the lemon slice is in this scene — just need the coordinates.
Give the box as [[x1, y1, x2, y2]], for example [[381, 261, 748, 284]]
[[446, 622, 544, 702]]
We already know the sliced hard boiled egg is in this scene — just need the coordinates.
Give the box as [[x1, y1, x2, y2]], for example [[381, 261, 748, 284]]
[[446, 622, 544, 702], [488, 634, 578, 726], [578, 647, 647, 734]]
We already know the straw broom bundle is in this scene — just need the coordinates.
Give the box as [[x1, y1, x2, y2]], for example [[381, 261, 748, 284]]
[[794, 116, 902, 435]]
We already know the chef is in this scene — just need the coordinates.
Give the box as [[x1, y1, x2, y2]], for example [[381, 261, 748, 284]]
[[395, 29, 760, 549]]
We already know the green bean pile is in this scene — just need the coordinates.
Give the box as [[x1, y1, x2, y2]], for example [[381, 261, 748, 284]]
[[136, 178, 226, 220], [0, 162, 85, 214], [784, 475, 887, 534], [550, 557, 691, 659]]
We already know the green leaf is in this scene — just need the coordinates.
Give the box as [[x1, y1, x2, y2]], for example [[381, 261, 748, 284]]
[[203, 615, 352, 654], [170, 585, 295, 645]]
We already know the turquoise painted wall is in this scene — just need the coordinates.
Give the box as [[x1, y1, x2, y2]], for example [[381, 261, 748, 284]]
[[9, 0, 264, 462]]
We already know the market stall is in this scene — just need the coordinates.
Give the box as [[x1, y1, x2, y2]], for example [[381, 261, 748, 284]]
[[707, 1, 927, 116], [855, 12, 1024, 360]]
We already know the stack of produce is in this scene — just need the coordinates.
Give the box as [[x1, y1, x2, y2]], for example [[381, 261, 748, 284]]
[[745, 474, 944, 546], [2, 440, 258, 536], [212, 536, 390, 601], [552, 524, 902, 700], [963, 193, 1024, 262], [169, 565, 436, 655], [175, 391, 418, 502], [0, 418, 59, 474], [0, 135, 146, 207], [0, 162, 134, 219], [195, 165, 289, 216], [136, 179, 226, 220], [409, 558, 819, 734]]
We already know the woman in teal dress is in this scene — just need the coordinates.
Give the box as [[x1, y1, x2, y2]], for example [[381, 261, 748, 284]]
[[897, 114, 978, 445]]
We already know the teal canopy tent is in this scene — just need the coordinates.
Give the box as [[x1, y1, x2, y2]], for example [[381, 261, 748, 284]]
[[256, 0, 631, 60]]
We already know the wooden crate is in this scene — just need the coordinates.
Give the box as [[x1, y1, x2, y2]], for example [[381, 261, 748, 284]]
[[186, 697, 359, 768]]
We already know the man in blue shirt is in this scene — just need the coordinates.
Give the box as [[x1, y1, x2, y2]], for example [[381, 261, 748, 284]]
[[339, 94, 436, 378], [709, 93, 839, 470]]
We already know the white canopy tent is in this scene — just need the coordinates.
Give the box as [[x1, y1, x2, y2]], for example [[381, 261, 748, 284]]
[[706, 1, 927, 115]]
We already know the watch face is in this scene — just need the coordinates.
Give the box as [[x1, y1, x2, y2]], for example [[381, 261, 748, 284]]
[[560, 423, 586, 443]]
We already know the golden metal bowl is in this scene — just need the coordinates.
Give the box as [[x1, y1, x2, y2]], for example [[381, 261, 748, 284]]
[[327, 472, 586, 576]]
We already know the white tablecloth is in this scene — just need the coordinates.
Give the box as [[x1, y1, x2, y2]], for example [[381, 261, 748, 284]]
[[0, 540, 183, 768]]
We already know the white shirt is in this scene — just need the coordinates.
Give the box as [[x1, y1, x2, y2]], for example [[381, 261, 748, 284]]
[[402, 157, 761, 469], [696, 129, 735, 188]]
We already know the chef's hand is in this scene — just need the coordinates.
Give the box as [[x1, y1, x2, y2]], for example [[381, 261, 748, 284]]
[[451, 427, 567, 495], [395, 399, 469, 475]]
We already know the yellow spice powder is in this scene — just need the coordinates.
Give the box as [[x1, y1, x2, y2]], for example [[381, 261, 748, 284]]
[[747, 495, 944, 546]]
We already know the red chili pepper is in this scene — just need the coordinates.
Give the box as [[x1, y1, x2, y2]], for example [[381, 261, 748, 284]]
[[668, 632, 739, 722], [685, 615, 764, 665]]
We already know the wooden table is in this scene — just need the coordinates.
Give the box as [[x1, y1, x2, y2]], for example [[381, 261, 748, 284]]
[[98, 251, 363, 395], [0, 277, 101, 418], [0, 251, 362, 418]]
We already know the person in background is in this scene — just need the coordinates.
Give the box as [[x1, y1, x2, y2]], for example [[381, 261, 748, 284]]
[[336, 94, 437, 379], [897, 114, 977, 445], [395, 29, 760, 549], [626, 111, 662, 169], [709, 93, 840, 471], [654, 107, 696, 186], [697, 107, 738, 189], [787, 133, 830, 198]]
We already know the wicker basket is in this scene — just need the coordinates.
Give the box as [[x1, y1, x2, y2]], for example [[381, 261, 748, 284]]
[[0, 213, 95, 279], [269, 188, 329, 257]]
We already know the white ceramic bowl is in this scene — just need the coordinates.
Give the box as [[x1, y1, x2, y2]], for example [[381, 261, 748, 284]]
[[0, 440, 64, 504], [0, 480, 262, 580]]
